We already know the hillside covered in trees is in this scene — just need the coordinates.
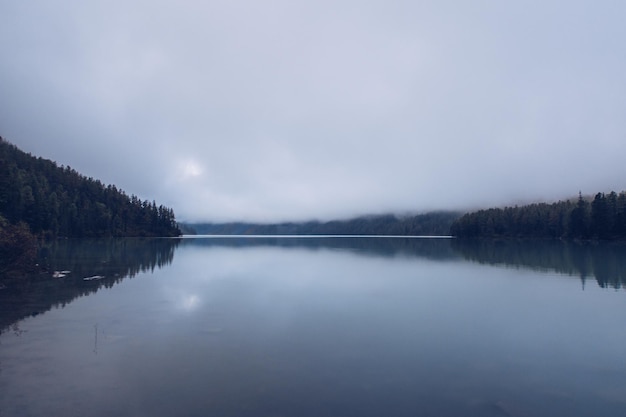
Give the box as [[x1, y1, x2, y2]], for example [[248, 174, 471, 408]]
[[0, 137, 181, 239], [450, 191, 626, 240], [186, 211, 461, 236]]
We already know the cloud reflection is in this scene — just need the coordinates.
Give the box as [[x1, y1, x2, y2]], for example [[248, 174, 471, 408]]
[[180, 294, 200, 312]]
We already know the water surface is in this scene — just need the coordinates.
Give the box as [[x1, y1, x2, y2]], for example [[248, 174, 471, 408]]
[[1, 237, 625, 416]]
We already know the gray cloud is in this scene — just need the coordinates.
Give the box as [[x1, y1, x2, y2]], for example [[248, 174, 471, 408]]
[[1, 1, 625, 222]]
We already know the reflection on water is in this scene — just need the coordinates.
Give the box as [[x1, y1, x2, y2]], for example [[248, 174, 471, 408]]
[[185, 236, 626, 290], [2, 237, 625, 336], [0, 238, 179, 334], [181, 235, 458, 260], [452, 239, 626, 290], [1, 237, 626, 417]]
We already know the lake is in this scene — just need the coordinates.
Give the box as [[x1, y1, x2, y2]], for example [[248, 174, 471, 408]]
[[1, 237, 626, 416]]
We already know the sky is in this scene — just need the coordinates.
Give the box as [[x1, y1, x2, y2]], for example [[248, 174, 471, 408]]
[[1, 1, 625, 223]]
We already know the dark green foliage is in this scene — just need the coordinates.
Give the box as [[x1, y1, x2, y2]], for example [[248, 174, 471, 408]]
[[0, 215, 37, 275], [568, 193, 589, 239], [0, 137, 180, 238], [187, 211, 461, 236], [451, 190, 626, 240], [591, 192, 610, 239]]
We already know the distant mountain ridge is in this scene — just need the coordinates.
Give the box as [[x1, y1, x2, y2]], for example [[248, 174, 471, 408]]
[[184, 211, 461, 236]]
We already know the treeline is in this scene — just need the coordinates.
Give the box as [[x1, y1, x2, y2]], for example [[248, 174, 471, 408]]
[[0, 215, 37, 276], [450, 191, 626, 239], [0, 137, 181, 238], [187, 211, 461, 236]]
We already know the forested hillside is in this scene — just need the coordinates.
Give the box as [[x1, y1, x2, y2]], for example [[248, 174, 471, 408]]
[[188, 211, 461, 236], [450, 191, 626, 240], [0, 137, 180, 238]]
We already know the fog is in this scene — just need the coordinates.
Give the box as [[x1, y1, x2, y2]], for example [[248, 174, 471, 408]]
[[1, 1, 625, 222]]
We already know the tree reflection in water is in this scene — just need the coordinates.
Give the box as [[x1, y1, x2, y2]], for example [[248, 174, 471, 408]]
[[0, 238, 180, 334], [2, 236, 624, 337], [451, 239, 626, 290]]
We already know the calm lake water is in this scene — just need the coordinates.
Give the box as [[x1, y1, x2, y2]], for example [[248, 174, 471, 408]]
[[1, 237, 626, 416]]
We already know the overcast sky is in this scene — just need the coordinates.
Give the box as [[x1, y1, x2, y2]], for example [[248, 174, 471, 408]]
[[1, 1, 625, 222]]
